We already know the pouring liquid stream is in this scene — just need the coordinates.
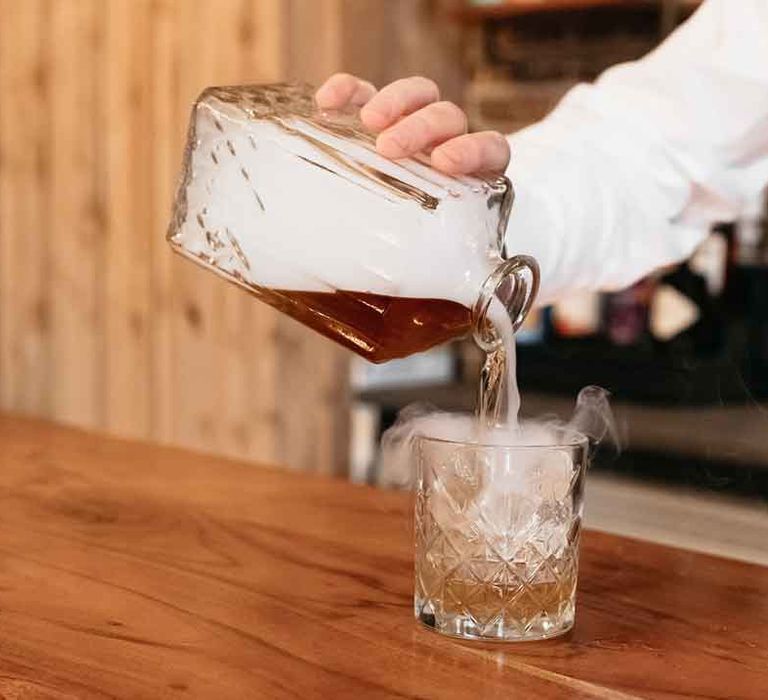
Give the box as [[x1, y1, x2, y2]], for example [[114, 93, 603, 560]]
[[475, 297, 521, 436]]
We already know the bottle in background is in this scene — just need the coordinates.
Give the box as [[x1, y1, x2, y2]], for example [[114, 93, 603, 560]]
[[604, 279, 655, 347], [649, 226, 731, 354], [732, 190, 768, 392]]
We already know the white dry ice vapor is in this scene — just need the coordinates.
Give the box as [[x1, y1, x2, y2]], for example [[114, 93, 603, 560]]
[[168, 84, 510, 307], [378, 385, 618, 490]]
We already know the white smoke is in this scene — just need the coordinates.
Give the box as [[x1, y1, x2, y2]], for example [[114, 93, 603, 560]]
[[378, 385, 618, 489]]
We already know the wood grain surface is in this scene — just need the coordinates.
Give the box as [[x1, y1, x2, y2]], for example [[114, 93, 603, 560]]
[[0, 414, 765, 700]]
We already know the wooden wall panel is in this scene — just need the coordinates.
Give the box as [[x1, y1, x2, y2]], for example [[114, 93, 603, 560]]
[[0, 0, 463, 476]]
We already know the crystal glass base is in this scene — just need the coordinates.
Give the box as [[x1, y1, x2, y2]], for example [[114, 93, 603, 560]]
[[415, 597, 574, 642]]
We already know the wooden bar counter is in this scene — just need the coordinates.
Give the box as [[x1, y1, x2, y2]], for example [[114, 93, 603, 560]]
[[0, 414, 765, 699]]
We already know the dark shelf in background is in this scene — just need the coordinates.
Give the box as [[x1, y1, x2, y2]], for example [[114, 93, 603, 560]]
[[515, 340, 765, 406], [456, 0, 699, 22]]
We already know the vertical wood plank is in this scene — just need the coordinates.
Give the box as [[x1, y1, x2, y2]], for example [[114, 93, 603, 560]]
[[48, 0, 103, 425], [390, 0, 466, 104], [339, 0, 466, 103], [284, 0, 343, 84], [274, 320, 351, 475], [337, 0, 391, 86], [246, 0, 288, 80], [102, 0, 153, 437], [0, 0, 51, 415], [148, 0, 178, 444]]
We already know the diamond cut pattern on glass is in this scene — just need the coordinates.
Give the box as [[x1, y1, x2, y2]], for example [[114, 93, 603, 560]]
[[415, 441, 585, 641]]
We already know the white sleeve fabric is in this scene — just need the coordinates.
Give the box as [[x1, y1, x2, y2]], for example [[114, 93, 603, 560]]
[[505, 0, 768, 304]]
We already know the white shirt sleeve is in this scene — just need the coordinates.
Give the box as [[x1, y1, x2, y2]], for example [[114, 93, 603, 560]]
[[505, 0, 768, 304]]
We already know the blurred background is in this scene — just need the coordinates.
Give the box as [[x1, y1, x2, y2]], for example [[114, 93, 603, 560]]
[[0, 0, 765, 561]]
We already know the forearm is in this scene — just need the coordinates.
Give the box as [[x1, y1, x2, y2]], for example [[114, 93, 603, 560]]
[[505, 0, 768, 304], [505, 90, 703, 304]]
